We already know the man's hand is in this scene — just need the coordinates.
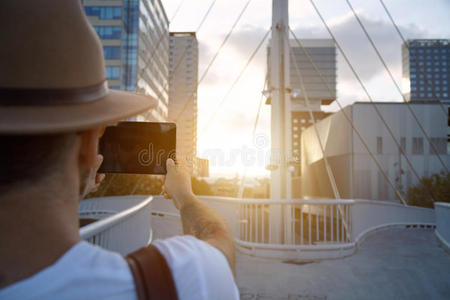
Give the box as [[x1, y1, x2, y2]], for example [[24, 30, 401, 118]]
[[162, 158, 194, 210], [162, 158, 235, 274], [85, 154, 106, 194]]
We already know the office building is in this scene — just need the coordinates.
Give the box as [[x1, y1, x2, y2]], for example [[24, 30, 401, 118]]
[[83, 0, 169, 121], [402, 39, 450, 102], [168, 32, 200, 174], [301, 102, 449, 202], [267, 39, 336, 197]]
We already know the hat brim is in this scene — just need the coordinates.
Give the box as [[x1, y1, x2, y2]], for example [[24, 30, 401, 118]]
[[0, 90, 158, 134]]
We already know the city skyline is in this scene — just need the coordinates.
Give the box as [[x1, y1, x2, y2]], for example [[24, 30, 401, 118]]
[[162, 0, 450, 176]]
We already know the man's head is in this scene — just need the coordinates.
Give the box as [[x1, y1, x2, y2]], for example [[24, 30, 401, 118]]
[[0, 0, 156, 199], [0, 128, 102, 199]]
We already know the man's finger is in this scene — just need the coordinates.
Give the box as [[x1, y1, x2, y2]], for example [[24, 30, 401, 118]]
[[95, 173, 105, 184], [96, 154, 104, 167], [166, 158, 175, 171]]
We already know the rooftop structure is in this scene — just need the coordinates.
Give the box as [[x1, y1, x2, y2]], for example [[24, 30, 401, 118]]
[[266, 38, 337, 198]]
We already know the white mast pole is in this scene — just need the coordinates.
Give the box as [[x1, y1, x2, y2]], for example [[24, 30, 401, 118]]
[[270, 0, 291, 243]]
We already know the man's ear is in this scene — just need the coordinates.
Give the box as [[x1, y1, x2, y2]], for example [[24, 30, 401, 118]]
[[79, 128, 102, 168]]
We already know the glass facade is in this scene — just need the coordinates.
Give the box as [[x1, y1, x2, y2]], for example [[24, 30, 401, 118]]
[[137, 0, 169, 107], [85, 6, 122, 19], [84, 0, 169, 121], [93, 26, 121, 39], [106, 66, 121, 79], [403, 39, 450, 101], [122, 0, 139, 91], [103, 46, 121, 59]]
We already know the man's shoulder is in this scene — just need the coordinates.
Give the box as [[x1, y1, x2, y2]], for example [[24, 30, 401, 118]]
[[152, 235, 239, 300], [0, 241, 136, 300]]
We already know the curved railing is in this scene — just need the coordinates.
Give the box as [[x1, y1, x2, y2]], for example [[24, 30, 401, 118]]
[[151, 195, 435, 260], [197, 197, 355, 260], [79, 196, 153, 256], [435, 202, 450, 251], [81, 195, 436, 260]]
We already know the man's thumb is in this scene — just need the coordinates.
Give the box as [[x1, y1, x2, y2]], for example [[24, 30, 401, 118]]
[[166, 158, 175, 170]]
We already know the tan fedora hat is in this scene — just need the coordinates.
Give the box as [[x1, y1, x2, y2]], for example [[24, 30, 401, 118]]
[[0, 0, 157, 134]]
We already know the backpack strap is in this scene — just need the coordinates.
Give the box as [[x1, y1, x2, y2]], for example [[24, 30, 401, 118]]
[[125, 245, 178, 300]]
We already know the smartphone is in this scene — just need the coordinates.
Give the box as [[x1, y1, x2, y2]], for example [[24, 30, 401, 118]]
[[98, 121, 176, 175]]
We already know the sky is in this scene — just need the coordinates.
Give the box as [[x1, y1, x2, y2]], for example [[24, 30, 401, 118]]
[[161, 0, 450, 177]]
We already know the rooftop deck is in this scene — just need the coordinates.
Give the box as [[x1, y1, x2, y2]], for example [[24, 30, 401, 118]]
[[79, 196, 450, 299], [236, 228, 450, 299], [147, 206, 450, 299]]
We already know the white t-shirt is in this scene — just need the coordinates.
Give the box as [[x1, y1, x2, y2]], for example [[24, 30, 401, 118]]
[[0, 235, 239, 300]]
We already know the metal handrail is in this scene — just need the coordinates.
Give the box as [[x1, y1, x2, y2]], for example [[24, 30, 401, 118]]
[[198, 195, 355, 205], [80, 196, 153, 240]]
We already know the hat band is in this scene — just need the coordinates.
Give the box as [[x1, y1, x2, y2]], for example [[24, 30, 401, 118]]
[[0, 81, 109, 106]]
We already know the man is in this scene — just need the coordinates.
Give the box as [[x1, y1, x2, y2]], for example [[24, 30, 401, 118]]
[[0, 0, 238, 299]]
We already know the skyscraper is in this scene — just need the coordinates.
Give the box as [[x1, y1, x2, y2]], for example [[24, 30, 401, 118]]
[[402, 39, 450, 102], [83, 0, 169, 121], [168, 32, 198, 173], [267, 39, 337, 197]]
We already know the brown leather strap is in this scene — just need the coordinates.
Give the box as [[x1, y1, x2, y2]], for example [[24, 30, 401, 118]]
[[126, 245, 178, 300]]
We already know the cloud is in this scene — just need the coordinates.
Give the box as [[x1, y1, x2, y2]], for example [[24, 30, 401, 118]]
[[225, 24, 270, 61], [198, 25, 269, 86], [201, 10, 429, 93], [292, 10, 428, 82]]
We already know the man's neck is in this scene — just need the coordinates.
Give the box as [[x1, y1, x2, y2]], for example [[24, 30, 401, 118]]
[[0, 175, 81, 288]]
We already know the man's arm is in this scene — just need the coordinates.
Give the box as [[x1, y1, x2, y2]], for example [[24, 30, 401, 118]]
[[162, 159, 235, 274]]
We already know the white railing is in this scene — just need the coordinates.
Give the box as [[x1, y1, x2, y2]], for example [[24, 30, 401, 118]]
[[435, 202, 450, 251], [152, 196, 435, 260], [351, 199, 435, 244], [79, 196, 153, 256], [194, 197, 355, 259], [81, 195, 436, 260], [236, 199, 353, 246]]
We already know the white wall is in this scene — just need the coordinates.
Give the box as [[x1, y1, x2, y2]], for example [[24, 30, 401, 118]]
[[301, 102, 449, 201]]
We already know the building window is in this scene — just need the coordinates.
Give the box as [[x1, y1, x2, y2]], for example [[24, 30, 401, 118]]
[[85, 6, 122, 19], [430, 138, 447, 154], [412, 137, 424, 154], [106, 66, 120, 79], [103, 46, 121, 59], [398, 136, 405, 149], [376, 137, 382, 154], [93, 26, 121, 39]]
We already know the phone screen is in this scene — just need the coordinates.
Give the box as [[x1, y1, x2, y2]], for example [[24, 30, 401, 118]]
[[98, 121, 176, 175]]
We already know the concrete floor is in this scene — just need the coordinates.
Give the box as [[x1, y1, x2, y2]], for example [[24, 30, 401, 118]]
[[236, 228, 450, 300], [151, 215, 450, 300]]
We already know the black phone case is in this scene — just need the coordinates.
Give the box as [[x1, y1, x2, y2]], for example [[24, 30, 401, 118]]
[[98, 121, 176, 175]]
